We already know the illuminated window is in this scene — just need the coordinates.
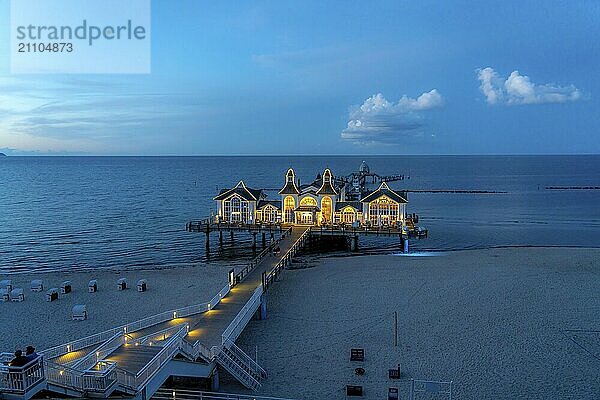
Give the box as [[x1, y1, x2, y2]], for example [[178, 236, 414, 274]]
[[300, 196, 317, 206], [284, 196, 295, 223], [368, 196, 399, 226], [224, 196, 250, 223], [321, 196, 332, 223], [342, 207, 356, 223]]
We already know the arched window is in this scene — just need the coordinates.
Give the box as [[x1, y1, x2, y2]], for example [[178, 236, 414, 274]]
[[343, 207, 356, 223], [284, 196, 295, 223], [321, 196, 332, 224], [368, 196, 399, 226], [300, 196, 317, 206]]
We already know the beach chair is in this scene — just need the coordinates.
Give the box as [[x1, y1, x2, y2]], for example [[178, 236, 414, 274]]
[[0, 288, 9, 302], [46, 288, 59, 302], [88, 279, 98, 293], [136, 279, 147, 292], [30, 279, 43, 292], [346, 385, 363, 396], [350, 348, 365, 362], [116, 278, 127, 290], [388, 364, 401, 379], [72, 305, 87, 321], [10, 288, 24, 302], [60, 281, 72, 294], [0, 279, 12, 292]]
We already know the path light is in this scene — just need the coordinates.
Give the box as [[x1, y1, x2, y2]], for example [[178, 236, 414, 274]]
[[59, 370, 64, 376], [173, 311, 177, 319], [66, 345, 71, 352]]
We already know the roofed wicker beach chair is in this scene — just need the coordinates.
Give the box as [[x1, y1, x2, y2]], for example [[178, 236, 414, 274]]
[[88, 279, 98, 293], [0, 279, 12, 292], [72, 304, 87, 320], [136, 279, 147, 292], [10, 288, 24, 302], [46, 288, 59, 302], [116, 278, 127, 290], [60, 280, 72, 294], [30, 279, 43, 292], [0, 288, 9, 302]]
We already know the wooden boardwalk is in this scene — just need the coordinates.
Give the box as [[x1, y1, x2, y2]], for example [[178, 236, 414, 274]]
[[96, 227, 309, 374]]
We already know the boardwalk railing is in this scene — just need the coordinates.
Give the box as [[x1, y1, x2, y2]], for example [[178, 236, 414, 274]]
[[43, 282, 231, 361], [117, 323, 189, 391], [264, 227, 310, 288], [221, 286, 264, 344], [0, 354, 45, 394], [223, 339, 267, 378], [235, 227, 293, 283], [45, 359, 83, 392], [71, 331, 124, 370], [153, 388, 297, 400]]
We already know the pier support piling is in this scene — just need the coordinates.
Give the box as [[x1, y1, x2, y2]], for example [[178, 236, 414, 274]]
[[262, 232, 266, 248], [257, 293, 267, 320], [352, 235, 359, 252], [230, 231, 234, 241], [252, 232, 257, 251], [219, 230, 223, 246], [400, 237, 409, 253]]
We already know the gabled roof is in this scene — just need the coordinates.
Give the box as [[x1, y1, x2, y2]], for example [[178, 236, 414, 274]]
[[316, 168, 338, 195], [279, 168, 300, 195], [214, 180, 263, 202], [335, 201, 362, 212], [257, 199, 282, 210], [360, 182, 407, 204]]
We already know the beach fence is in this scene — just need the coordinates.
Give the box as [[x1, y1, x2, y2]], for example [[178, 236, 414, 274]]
[[410, 379, 453, 400], [152, 388, 296, 400]]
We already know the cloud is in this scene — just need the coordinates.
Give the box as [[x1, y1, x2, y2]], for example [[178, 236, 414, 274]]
[[341, 91, 443, 144], [477, 67, 581, 105], [0, 77, 206, 153]]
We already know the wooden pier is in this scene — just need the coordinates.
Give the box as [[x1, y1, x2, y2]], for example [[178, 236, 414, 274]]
[[1, 227, 310, 400]]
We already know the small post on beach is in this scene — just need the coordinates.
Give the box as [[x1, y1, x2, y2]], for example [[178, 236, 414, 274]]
[[394, 311, 398, 347], [262, 232, 266, 248], [353, 235, 359, 252], [219, 230, 223, 246], [230, 231, 234, 241], [252, 232, 257, 251]]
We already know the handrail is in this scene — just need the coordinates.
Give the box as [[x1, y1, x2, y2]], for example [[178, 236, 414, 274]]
[[136, 323, 186, 346], [234, 227, 292, 284], [221, 286, 264, 344], [71, 331, 123, 371], [154, 388, 297, 400], [44, 359, 84, 392], [264, 227, 310, 286], [121, 323, 189, 391], [0, 356, 45, 393], [43, 282, 230, 360], [223, 339, 267, 378], [212, 346, 260, 390]]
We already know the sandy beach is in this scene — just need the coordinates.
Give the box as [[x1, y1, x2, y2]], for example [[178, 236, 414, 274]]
[[0, 263, 231, 352], [2, 247, 599, 399], [220, 247, 600, 399]]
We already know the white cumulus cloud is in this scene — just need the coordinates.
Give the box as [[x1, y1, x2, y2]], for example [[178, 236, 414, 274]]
[[477, 67, 581, 105], [341, 90, 443, 144]]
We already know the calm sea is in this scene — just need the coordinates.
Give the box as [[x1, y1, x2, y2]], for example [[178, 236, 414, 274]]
[[1, 156, 599, 273]]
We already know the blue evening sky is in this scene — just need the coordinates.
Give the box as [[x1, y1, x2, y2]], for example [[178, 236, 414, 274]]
[[0, 0, 599, 155]]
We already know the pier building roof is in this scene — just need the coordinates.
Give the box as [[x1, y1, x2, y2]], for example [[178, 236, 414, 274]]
[[257, 199, 282, 210], [316, 168, 338, 195], [335, 201, 362, 211], [279, 168, 300, 195], [214, 180, 263, 201], [360, 182, 407, 204]]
